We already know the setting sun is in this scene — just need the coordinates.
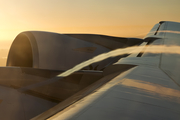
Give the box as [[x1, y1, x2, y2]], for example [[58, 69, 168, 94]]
[[0, 0, 180, 66]]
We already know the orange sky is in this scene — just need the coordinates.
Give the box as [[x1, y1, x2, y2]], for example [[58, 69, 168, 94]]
[[0, 0, 180, 65], [0, 0, 180, 42]]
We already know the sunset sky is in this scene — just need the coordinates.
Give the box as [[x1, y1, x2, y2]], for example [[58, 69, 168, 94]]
[[0, 0, 180, 65]]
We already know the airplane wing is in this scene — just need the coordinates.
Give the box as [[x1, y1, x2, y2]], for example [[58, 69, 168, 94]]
[[0, 21, 180, 120]]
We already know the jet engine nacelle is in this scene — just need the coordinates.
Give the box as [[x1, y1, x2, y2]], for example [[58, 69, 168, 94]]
[[7, 31, 142, 71]]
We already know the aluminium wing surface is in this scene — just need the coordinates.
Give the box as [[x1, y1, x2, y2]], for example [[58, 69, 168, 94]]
[[36, 21, 180, 120]]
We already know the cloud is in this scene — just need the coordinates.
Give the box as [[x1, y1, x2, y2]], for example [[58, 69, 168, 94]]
[[1, 57, 7, 59]]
